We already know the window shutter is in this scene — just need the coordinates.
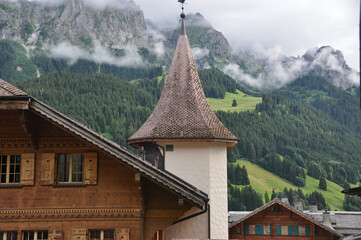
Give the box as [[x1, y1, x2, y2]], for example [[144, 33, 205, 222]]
[[20, 153, 35, 185], [48, 229, 62, 240], [276, 225, 281, 235], [115, 228, 129, 240], [72, 229, 86, 240], [84, 152, 97, 185], [305, 226, 310, 236], [294, 225, 299, 236], [288, 225, 293, 235], [40, 153, 55, 185]]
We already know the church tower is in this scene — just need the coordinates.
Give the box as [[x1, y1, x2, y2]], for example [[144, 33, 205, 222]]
[[128, 6, 238, 239]]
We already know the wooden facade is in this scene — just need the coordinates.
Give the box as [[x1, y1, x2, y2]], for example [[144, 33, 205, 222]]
[[0, 82, 208, 240], [229, 200, 341, 240]]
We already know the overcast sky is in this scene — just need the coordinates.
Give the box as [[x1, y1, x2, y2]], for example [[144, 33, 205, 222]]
[[134, 0, 359, 70]]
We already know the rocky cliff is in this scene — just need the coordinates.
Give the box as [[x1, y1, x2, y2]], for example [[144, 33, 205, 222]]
[[0, 0, 149, 48]]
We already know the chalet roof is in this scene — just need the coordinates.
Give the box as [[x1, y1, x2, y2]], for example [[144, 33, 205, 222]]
[[128, 19, 238, 147], [306, 211, 361, 236], [0, 80, 208, 208], [228, 199, 342, 238], [0, 79, 28, 97]]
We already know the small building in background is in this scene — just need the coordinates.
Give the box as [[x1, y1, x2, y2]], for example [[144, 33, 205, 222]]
[[229, 199, 342, 240]]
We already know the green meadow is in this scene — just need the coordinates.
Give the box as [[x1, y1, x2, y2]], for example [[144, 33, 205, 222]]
[[207, 90, 262, 112], [234, 159, 355, 211]]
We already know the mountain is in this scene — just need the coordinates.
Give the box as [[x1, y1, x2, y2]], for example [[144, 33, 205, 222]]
[[0, 0, 149, 48], [162, 13, 233, 67]]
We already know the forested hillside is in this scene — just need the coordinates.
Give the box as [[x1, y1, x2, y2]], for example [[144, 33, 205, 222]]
[[218, 93, 361, 187], [14, 68, 361, 211], [15, 72, 157, 148]]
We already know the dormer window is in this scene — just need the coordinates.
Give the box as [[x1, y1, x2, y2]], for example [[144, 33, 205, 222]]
[[0, 155, 21, 184]]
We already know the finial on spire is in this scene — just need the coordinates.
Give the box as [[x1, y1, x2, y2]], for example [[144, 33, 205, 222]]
[[178, 0, 186, 19], [178, 0, 186, 35]]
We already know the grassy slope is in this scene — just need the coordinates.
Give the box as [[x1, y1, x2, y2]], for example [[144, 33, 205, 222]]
[[235, 159, 357, 211], [207, 90, 262, 112]]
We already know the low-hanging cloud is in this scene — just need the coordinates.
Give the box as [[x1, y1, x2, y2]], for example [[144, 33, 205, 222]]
[[47, 41, 144, 67], [224, 44, 360, 90], [191, 47, 209, 61], [145, 22, 166, 57]]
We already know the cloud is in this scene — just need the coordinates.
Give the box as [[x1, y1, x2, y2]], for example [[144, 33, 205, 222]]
[[47, 41, 144, 67], [224, 45, 359, 90], [145, 23, 166, 57], [191, 47, 209, 61]]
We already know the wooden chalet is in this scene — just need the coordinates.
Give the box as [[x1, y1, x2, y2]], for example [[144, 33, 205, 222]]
[[229, 199, 342, 240], [0, 79, 208, 240]]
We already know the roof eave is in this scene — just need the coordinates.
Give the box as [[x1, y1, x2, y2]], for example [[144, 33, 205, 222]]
[[0, 95, 31, 100], [128, 136, 239, 148]]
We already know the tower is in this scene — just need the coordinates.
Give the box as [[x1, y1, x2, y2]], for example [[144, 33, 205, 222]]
[[128, 5, 238, 239]]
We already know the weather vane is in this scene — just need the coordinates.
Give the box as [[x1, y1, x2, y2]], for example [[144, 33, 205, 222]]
[[178, 0, 186, 19]]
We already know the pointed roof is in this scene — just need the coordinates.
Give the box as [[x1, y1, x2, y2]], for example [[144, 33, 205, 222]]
[[128, 19, 238, 147]]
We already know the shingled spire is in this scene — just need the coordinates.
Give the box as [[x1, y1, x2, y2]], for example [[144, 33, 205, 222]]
[[128, 18, 238, 148]]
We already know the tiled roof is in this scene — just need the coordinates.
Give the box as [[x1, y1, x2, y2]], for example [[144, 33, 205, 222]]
[[128, 20, 238, 144], [0, 79, 28, 97]]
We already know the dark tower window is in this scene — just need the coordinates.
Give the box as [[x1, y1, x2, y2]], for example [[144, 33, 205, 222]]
[[166, 145, 174, 152]]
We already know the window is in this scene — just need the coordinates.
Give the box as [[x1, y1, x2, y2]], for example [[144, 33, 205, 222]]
[[306, 226, 310, 236], [23, 231, 48, 240], [0, 155, 21, 184], [165, 145, 174, 152], [236, 227, 241, 234], [89, 230, 114, 240], [270, 224, 273, 235], [245, 225, 249, 235], [294, 226, 298, 236], [0, 231, 18, 240], [255, 225, 263, 235], [57, 154, 83, 183]]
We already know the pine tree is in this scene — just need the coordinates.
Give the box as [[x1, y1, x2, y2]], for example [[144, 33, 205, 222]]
[[319, 177, 327, 191], [271, 189, 276, 200], [232, 99, 238, 107], [241, 166, 250, 185], [265, 191, 270, 203]]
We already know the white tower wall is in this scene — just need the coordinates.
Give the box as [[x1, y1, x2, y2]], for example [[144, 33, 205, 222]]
[[163, 142, 228, 239]]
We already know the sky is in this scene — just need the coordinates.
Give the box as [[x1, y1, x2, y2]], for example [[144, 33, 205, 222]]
[[133, 0, 359, 70]]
